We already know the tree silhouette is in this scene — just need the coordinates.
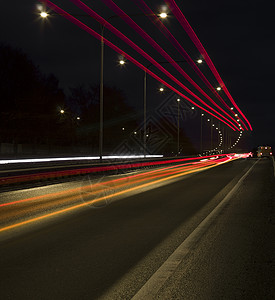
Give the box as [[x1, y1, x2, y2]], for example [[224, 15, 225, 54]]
[[69, 84, 138, 153], [0, 44, 66, 150]]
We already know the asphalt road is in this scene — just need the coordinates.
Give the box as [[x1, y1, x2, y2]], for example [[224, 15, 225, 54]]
[[0, 157, 274, 299]]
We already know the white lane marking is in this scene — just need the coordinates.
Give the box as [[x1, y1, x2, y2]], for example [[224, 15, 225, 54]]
[[132, 159, 259, 299]]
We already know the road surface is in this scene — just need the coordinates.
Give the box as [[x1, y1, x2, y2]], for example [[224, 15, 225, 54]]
[[0, 157, 274, 299]]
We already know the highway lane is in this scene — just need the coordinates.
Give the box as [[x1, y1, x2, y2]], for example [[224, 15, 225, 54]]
[[0, 157, 274, 299]]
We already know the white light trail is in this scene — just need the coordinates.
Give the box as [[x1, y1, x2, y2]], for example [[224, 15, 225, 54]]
[[0, 155, 163, 165]]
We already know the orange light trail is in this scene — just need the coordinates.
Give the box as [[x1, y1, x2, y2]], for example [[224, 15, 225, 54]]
[[0, 153, 236, 186], [0, 155, 239, 233], [0, 157, 220, 208]]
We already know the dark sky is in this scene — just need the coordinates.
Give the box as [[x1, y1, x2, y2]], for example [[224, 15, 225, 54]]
[[1, 0, 274, 150]]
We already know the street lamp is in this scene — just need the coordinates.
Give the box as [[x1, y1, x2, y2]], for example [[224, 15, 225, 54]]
[[40, 12, 49, 18], [40, 7, 168, 160], [159, 12, 168, 19]]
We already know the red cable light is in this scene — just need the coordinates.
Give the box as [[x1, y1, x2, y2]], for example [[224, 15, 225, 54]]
[[133, 0, 240, 125], [69, 0, 239, 130], [165, 0, 252, 131], [42, 0, 237, 130]]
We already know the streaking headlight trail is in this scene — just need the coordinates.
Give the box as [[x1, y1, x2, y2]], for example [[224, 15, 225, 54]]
[[0, 154, 242, 234]]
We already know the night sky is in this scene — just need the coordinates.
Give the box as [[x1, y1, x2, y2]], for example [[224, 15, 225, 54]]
[[1, 0, 274, 151]]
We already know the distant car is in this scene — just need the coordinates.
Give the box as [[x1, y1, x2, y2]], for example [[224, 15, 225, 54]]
[[257, 146, 273, 157]]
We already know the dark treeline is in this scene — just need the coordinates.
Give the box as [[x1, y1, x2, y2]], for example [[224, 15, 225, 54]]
[[0, 44, 139, 155], [0, 44, 196, 156], [0, 44, 65, 146]]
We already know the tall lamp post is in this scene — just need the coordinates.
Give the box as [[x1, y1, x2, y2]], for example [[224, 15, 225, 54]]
[[177, 98, 180, 155], [100, 27, 104, 161], [143, 71, 147, 158], [210, 115, 213, 151], [40, 10, 107, 160], [200, 111, 204, 154]]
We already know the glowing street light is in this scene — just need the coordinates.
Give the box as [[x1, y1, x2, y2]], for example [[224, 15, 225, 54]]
[[159, 12, 168, 19], [40, 12, 48, 18], [197, 59, 203, 64], [119, 59, 125, 65], [60, 109, 65, 114], [159, 87, 164, 92], [216, 87, 222, 91]]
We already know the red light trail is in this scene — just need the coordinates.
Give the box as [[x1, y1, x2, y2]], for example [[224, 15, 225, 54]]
[[41, 0, 251, 135], [98, 0, 239, 128], [0, 154, 242, 234], [42, 0, 238, 131], [69, 0, 239, 129], [0, 153, 235, 186], [132, 0, 240, 122]]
